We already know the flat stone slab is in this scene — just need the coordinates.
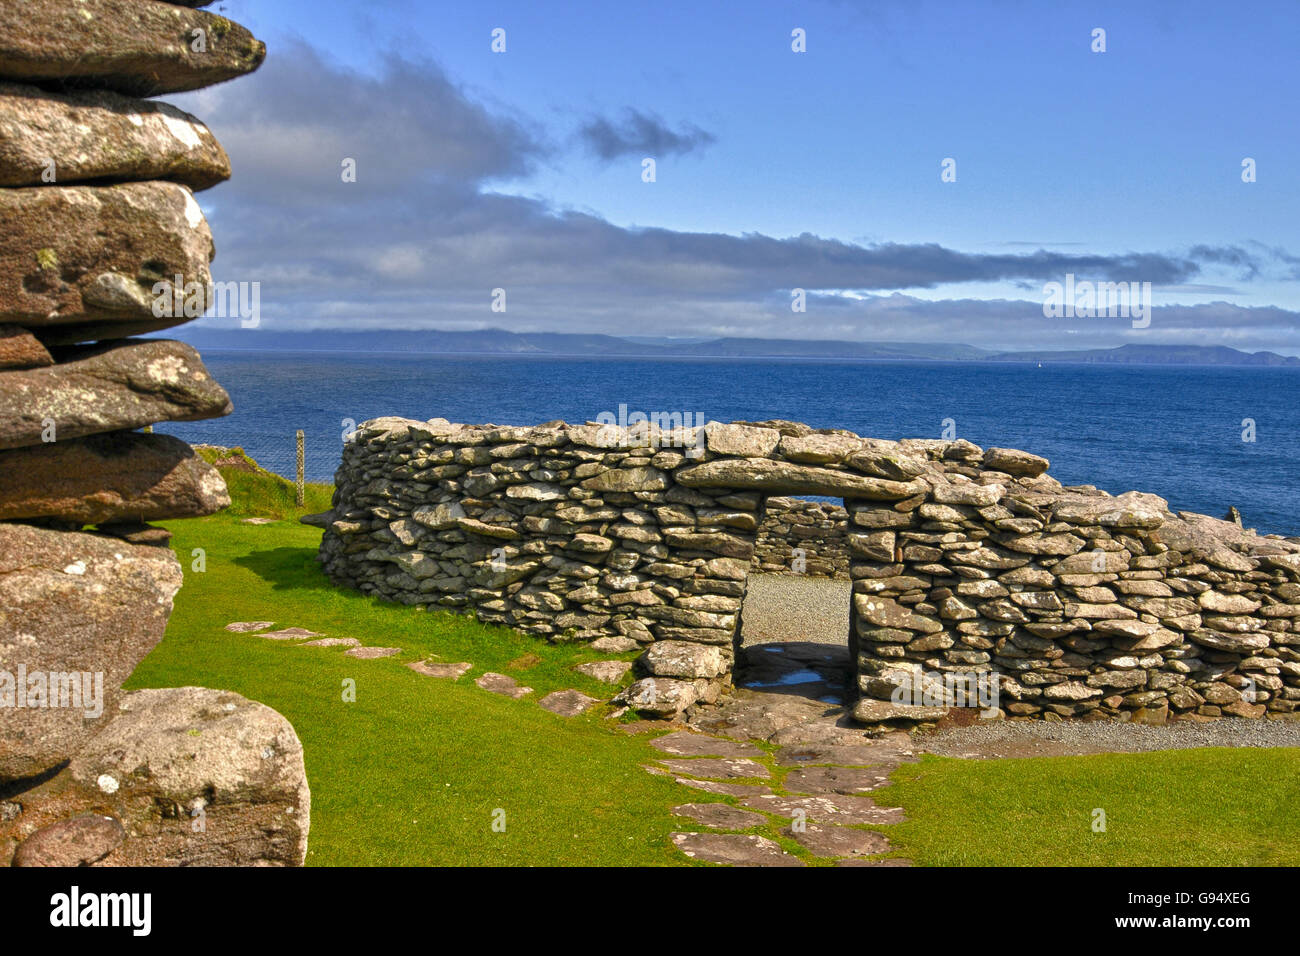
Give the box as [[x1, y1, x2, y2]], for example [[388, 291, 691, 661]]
[[408, 660, 470, 677], [669, 777, 774, 799], [347, 646, 401, 659], [781, 823, 892, 859], [671, 832, 804, 867], [224, 621, 273, 632], [574, 660, 632, 683], [672, 803, 769, 830], [0, 0, 267, 98], [241, 517, 275, 525], [620, 720, 682, 735], [650, 731, 765, 759], [782, 766, 894, 795], [590, 636, 640, 653], [299, 637, 360, 648], [256, 627, 321, 641], [741, 793, 906, 825], [657, 757, 771, 780], [476, 672, 532, 698], [774, 743, 905, 767], [836, 857, 914, 867], [538, 689, 599, 717]]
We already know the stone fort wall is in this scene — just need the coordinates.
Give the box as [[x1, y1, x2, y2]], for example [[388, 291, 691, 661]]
[[751, 497, 850, 577], [318, 416, 1300, 725]]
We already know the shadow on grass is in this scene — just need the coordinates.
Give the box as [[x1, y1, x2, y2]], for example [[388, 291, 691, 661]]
[[234, 546, 338, 592]]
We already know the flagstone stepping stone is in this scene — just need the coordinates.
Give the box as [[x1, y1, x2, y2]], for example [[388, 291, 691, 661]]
[[224, 621, 273, 632], [590, 636, 640, 653], [670, 777, 774, 798], [741, 793, 906, 825], [347, 646, 401, 659], [836, 857, 913, 867], [300, 637, 361, 648], [574, 660, 632, 683], [774, 744, 900, 767], [240, 517, 275, 525], [780, 823, 892, 859], [620, 720, 681, 735], [476, 672, 532, 698], [538, 689, 599, 717], [408, 660, 470, 677], [256, 627, 322, 641], [657, 757, 771, 780], [672, 803, 768, 830], [670, 832, 804, 867], [650, 731, 764, 759], [782, 766, 894, 795]]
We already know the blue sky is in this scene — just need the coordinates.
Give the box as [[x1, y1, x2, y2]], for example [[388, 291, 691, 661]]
[[183, 0, 1300, 351]]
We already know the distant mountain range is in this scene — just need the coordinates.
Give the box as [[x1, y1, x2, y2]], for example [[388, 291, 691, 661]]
[[164, 327, 1300, 366]]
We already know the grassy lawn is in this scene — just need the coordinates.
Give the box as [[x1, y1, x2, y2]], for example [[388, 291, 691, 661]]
[[123, 458, 1300, 866], [126, 470, 705, 866], [880, 748, 1300, 866]]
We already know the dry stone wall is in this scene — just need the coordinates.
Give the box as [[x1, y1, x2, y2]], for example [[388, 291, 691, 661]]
[[320, 416, 1300, 726], [752, 497, 849, 577], [0, 0, 309, 866]]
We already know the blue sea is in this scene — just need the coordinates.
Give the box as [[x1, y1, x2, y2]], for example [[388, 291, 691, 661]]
[[157, 351, 1300, 537]]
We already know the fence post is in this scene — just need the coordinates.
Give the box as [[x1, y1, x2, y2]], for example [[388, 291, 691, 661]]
[[295, 429, 305, 506]]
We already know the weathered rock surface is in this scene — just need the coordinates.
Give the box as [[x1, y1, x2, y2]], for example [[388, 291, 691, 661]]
[[0, 0, 266, 97], [0, 523, 182, 781], [537, 689, 599, 716], [1, 687, 310, 866], [0, 339, 231, 449], [676, 457, 924, 500], [640, 641, 729, 680], [0, 431, 229, 523], [781, 823, 892, 859], [672, 803, 768, 830], [0, 182, 213, 335], [0, 82, 230, 189], [670, 831, 804, 867], [11, 813, 125, 867], [0, 324, 52, 370]]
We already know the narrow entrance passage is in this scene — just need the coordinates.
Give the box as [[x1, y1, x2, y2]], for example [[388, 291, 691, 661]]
[[734, 573, 853, 705]]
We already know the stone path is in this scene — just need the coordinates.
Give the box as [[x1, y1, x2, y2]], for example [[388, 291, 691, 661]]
[[223, 619, 913, 866], [637, 692, 915, 866], [222, 621, 623, 726]]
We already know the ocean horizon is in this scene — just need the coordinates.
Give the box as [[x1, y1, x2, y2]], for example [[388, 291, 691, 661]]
[[157, 350, 1300, 537]]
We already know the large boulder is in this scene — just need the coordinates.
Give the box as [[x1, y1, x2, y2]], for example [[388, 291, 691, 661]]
[[1, 687, 310, 866], [0, 523, 182, 781], [0, 181, 213, 338], [0, 82, 230, 190], [0, 0, 266, 97], [0, 338, 232, 450], [0, 431, 229, 523], [639, 640, 729, 679]]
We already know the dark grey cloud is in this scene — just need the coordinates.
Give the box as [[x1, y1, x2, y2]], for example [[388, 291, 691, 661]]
[[578, 108, 715, 160], [174, 43, 1299, 352]]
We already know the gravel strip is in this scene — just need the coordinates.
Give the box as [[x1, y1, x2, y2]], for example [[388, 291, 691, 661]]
[[917, 717, 1300, 760], [740, 573, 850, 647]]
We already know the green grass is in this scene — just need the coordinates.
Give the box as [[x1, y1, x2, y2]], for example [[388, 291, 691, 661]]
[[880, 748, 1300, 866], [124, 458, 1300, 866], [127, 482, 710, 864], [193, 444, 334, 519]]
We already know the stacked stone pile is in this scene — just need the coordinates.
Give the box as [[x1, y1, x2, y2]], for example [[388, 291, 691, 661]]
[[319, 415, 1300, 725], [0, 1, 308, 866], [751, 496, 849, 577]]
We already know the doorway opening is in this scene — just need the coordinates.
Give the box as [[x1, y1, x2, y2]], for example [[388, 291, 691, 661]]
[[733, 571, 853, 705]]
